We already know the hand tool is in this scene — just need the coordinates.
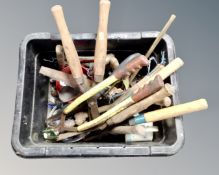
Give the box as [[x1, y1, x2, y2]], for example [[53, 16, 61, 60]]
[[98, 64, 164, 113], [130, 14, 176, 82], [99, 57, 183, 113], [77, 75, 164, 132], [129, 99, 208, 125], [39, 66, 78, 88], [51, 5, 86, 91], [106, 83, 175, 126], [63, 54, 149, 114], [94, 0, 111, 83]]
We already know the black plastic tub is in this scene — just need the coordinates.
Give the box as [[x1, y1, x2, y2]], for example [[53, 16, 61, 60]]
[[12, 32, 184, 158]]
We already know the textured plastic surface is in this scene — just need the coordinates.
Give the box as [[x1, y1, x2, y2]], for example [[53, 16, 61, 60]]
[[12, 32, 184, 158]]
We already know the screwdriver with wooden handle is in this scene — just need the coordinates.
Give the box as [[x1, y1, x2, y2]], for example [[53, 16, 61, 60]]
[[129, 99, 208, 125], [51, 5, 85, 90], [63, 54, 149, 114], [94, 0, 111, 83], [77, 75, 164, 132]]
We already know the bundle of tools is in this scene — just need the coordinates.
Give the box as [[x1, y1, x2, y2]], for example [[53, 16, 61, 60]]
[[41, 2, 208, 143]]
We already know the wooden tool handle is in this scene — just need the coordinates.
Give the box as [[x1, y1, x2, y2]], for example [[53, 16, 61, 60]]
[[145, 14, 176, 59], [39, 66, 78, 88], [157, 57, 184, 80], [51, 5, 83, 84], [131, 58, 183, 93], [106, 83, 175, 126], [114, 55, 149, 79], [94, 0, 111, 82], [132, 75, 164, 102], [77, 96, 134, 131], [145, 99, 208, 122]]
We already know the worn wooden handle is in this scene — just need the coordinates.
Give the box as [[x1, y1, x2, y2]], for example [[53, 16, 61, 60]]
[[94, 0, 111, 82], [157, 57, 184, 80], [39, 66, 78, 88], [145, 99, 208, 122], [132, 75, 164, 102], [114, 55, 149, 79], [51, 5, 83, 84]]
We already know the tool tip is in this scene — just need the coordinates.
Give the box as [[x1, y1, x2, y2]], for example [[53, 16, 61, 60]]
[[199, 99, 209, 109], [51, 5, 62, 12], [100, 0, 111, 4], [175, 57, 184, 66], [171, 14, 176, 19]]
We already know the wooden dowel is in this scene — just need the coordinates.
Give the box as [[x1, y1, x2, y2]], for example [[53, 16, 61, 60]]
[[130, 14, 176, 82], [145, 15, 176, 59]]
